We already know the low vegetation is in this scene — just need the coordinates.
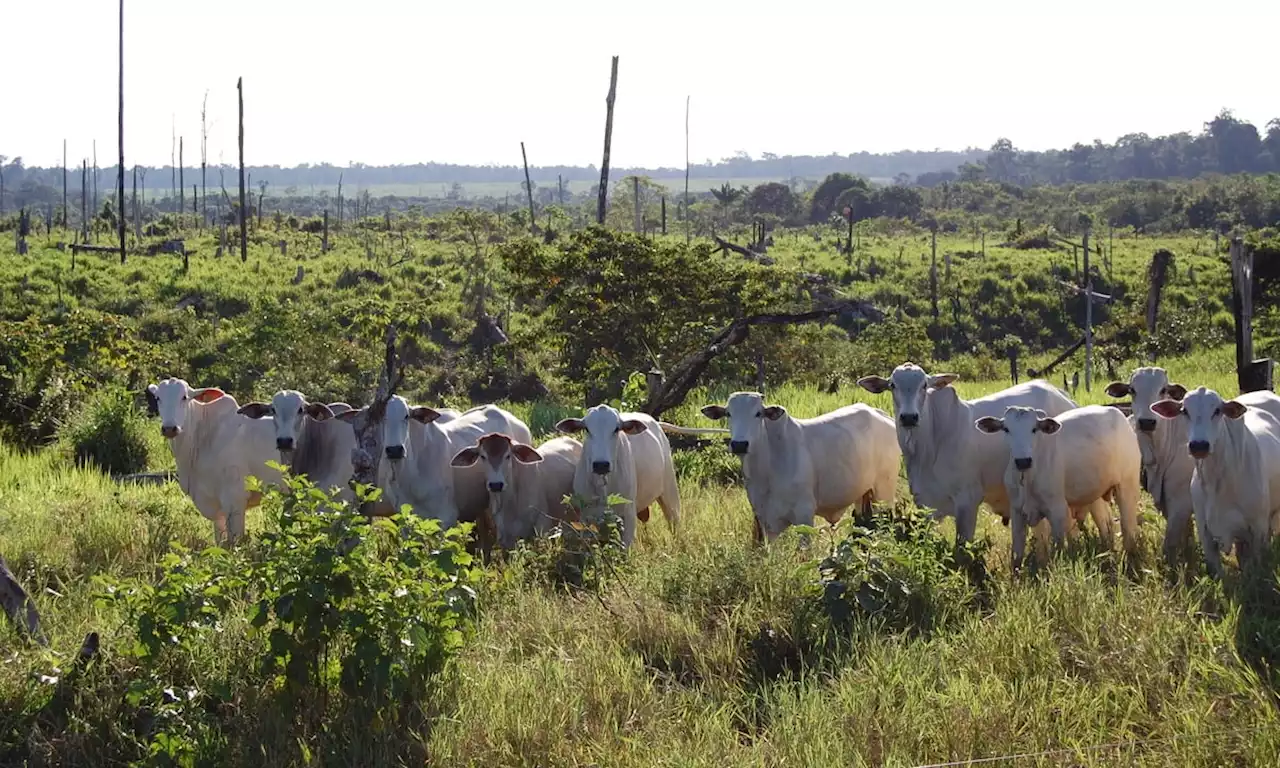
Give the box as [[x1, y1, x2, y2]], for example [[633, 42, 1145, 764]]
[[2, 187, 1279, 763]]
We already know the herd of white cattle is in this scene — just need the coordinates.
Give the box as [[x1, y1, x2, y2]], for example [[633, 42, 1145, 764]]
[[146, 360, 1280, 576]]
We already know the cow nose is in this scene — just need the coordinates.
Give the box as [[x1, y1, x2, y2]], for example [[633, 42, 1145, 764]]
[[1137, 418, 1157, 432], [1189, 440, 1211, 459], [592, 461, 611, 475], [899, 413, 919, 428], [730, 440, 749, 455], [385, 445, 406, 460], [160, 425, 179, 438], [276, 437, 294, 451], [488, 481, 505, 493], [1014, 457, 1033, 471]]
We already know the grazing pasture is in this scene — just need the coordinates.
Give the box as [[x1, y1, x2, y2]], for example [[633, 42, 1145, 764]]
[[0, 218, 1278, 765]]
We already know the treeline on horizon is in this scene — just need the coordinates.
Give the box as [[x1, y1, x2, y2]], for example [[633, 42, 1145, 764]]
[[2, 110, 1279, 204]]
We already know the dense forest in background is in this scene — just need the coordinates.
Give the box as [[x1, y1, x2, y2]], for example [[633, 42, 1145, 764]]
[[4, 110, 1280, 208]]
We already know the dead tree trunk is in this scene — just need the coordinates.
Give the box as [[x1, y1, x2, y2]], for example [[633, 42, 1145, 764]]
[[237, 77, 248, 262], [178, 136, 184, 225], [1146, 249, 1174, 362], [132, 165, 140, 241], [117, 0, 127, 263], [81, 160, 88, 242], [642, 298, 883, 418], [596, 55, 619, 226], [0, 556, 47, 646], [929, 225, 939, 321], [62, 139, 68, 230], [661, 196, 666, 235], [633, 176, 642, 234], [520, 142, 536, 235]]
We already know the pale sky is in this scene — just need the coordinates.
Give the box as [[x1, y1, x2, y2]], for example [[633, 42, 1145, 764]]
[[3, 0, 1276, 170]]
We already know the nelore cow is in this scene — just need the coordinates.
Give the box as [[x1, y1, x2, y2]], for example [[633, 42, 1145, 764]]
[[858, 364, 1077, 543], [337, 396, 528, 531], [976, 405, 1142, 569], [147, 377, 281, 545], [1107, 367, 1280, 563], [555, 405, 681, 548], [1151, 387, 1280, 575], [700, 392, 899, 542], [450, 433, 583, 549], [236, 390, 357, 502]]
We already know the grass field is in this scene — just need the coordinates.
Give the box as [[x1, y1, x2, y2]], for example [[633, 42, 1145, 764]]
[[1, 218, 1278, 764]]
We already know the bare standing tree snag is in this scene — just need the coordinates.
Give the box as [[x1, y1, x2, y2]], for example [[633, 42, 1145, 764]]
[[348, 325, 403, 513], [179, 136, 184, 225], [171, 119, 176, 204], [62, 140, 68, 229], [118, 0, 126, 263], [684, 95, 691, 245], [132, 165, 139, 241], [633, 176, 642, 234], [201, 90, 209, 229], [92, 141, 98, 229], [1146, 249, 1174, 361], [237, 77, 247, 262], [520, 141, 535, 235], [0, 556, 47, 646], [337, 173, 343, 229], [641, 298, 883, 418], [596, 55, 619, 226]]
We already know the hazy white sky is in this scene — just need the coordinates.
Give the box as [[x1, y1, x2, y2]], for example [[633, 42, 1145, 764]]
[[3, 0, 1276, 169]]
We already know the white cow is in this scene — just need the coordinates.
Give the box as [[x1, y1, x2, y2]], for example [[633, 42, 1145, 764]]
[[1107, 367, 1280, 562], [1151, 387, 1280, 575], [700, 392, 899, 542], [336, 396, 529, 531], [236, 390, 357, 503], [555, 405, 681, 548], [450, 433, 583, 549], [858, 363, 1078, 543], [147, 377, 281, 545], [976, 405, 1142, 569]]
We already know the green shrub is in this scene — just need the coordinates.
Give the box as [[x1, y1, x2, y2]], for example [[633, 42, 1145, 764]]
[[672, 444, 739, 487], [58, 386, 152, 475]]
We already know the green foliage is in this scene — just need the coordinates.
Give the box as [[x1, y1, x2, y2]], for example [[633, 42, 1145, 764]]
[[507, 495, 630, 593], [813, 503, 987, 636], [671, 443, 739, 487], [743, 182, 801, 223], [57, 385, 152, 475], [810, 173, 868, 223]]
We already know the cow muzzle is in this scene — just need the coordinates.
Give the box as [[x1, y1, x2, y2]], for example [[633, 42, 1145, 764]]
[[899, 413, 919, 428], [591, 460, 611, 476], [276, 437, 295, 451], [1189, 440, 1210, 459], [730, 440, 749, 455], [488, 481, 505, 493], [385, 445, 406, 461], [1137, 418, 1157, 432], [160, 425, 179, 439], [1014, 457, 1033, 471]]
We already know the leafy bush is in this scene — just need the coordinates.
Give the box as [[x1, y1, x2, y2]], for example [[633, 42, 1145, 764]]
[[97, 472, 482, 762], [506, 494, 629, 593], [58, 386, 152, 475], [812, 503, 987, 636], [672, 444, 739, 487]]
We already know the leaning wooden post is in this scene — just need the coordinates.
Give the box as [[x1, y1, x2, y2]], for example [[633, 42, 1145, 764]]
[[237, 77, 248, 262], [520, 141, 536, 235], [596, 55, 619, 226]]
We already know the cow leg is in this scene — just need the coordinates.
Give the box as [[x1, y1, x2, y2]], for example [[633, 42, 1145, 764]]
[[1030, 517, 1053, 562], [752, 516, 764, 546], [1010, 512, 1029, 572], [1190, 480, 1222, 577], [226, 507, 247, 546], [619, 503, 638, 548], [953, 493, 981, 545], [1163, 496, 1195, 566], [1115, 481, 1141, 555], [1047, 501, 1070, 555], [1087, 498, 1115, 551], [211, 513, 230, 547]]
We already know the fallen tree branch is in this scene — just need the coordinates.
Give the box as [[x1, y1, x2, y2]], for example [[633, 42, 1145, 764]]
[[642, 298, 883, 418], [0, 556, 47, 646], [711, 235, 758, 260]]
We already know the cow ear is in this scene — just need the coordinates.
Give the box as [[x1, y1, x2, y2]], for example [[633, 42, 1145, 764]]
[[556, 418, 586, 434], [511, 443, 544, 463], [409, 406, 442, 424], [305, 402, 335, 421], [237, 402, 273, 419], [1150, 399, 1183, 419], [701, 405, 727, 421], [335, 407, 364, 424], [763, 406, 786, 421], [193, 387, 226, 404], [1222, 400, 1247, 420], [450, 447, 481, 468], [620, 419, 648, 435], [144, 386, 159, 416], [929, 373, 959, 389], [857, 376, 891, 394], [1165, 383, 1188, 401], [1036, 417, 1062, 435], [974, 416, 1004, 434], [1104, 382, 1133, 398]]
